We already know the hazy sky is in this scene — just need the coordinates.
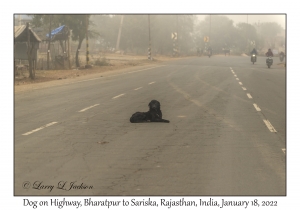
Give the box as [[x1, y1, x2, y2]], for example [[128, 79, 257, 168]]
[[196, 14, 286, 29]]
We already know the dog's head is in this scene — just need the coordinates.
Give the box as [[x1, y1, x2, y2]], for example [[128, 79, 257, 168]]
[[148, 100, 161, 111]]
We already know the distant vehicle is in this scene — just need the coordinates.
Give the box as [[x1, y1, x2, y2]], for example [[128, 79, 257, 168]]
[[279, 52, 285, 62], [266, 57, 273, 68], [251, 54, 257, 64]]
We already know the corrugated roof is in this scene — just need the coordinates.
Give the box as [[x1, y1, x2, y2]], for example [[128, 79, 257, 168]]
[[14, 25, 42, 42]]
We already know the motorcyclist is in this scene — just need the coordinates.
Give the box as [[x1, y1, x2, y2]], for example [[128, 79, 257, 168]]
[[265, 49, 273, 57], [250, 48, 258, 55], [279, 51, 285, 57], [207, 46, 212, 54], [250, 48, 257, 63]]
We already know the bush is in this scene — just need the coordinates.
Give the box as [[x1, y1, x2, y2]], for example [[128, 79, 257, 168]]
[[94, 57, 110, 66]]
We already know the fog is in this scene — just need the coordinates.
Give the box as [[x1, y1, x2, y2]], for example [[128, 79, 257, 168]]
[[21, 14, 286, 59], [197, 14, 286, 29]]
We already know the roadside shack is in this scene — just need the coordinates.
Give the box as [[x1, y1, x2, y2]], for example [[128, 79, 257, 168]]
[[14, 24, 41, 76], [46, 25, 71, 69]]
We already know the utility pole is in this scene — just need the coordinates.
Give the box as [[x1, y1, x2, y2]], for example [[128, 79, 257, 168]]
[[148, 15, 152, 60], [116, 15, 124, 51], [247, 15, 250, 53], [85, 14, 90, 68], [67, 28, 71, 69], [47, 15, 52, 70], [176, 15, 179, 56], [209, 14, 211, 45]]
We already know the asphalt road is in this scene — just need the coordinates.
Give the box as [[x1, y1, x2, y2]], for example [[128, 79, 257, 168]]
[[14, 55, 286, 196]]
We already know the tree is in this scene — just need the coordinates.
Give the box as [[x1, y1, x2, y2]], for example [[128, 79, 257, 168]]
[[30, 14, 99, 67], [26, 23, 35, 79], [259, 22, 283, 49], [236, 23, 258, 53]]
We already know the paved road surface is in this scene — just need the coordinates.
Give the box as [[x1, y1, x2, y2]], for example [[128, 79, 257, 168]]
[[15, 55, 286, 196]]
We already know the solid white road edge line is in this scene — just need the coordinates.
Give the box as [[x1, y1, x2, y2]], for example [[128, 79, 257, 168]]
[[22, 122, 58, 136], [112, 94, 125, 99], [253, 103, 261, 111], [78, 104, 100, 112], [263, 119, 277, 132]]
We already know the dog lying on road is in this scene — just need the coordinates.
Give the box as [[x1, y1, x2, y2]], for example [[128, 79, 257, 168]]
[[130, 100, 170, 123]]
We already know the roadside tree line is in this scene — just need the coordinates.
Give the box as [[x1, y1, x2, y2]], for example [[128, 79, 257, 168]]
[[29, 14, 284, 63]]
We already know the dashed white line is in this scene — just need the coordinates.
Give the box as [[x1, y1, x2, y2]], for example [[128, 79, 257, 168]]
[[239, 82, 243, 85], [22, 122, 58, 136], [148, 81, 156, 85], [234, 75, 237, 77], [134, 87, 143, 90], [253, 103, 261, 111], [112, 93, 125, 99], [263, 119, 277, 132], [282, 148, 286, 154], [78, 104, 99, 112], [247, 93, 253, 99], [242, 87, 247, 90], [236, 78, 239, 80]]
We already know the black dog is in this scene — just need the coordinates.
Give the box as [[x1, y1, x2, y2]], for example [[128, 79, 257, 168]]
[[130, 100, 170, 123]]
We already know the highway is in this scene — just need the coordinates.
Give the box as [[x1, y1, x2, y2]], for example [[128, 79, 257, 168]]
[[14, 55, 286, 196]]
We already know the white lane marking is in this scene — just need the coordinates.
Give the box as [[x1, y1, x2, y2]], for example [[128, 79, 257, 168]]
[[148, 81, 156, 85], [78, 104, 99, 112], [242, 87, 247, 90], [234, 75, 237, 77], [282, 148, 286, 154], [134, 87, 143, 90], [177, 115, 186, 118], [236, 78, 239, 80], [253, 103, 261, 111], [22, 122, 58, 136], [263, 119, 277, 132], [112, 93, 125, 99], [239, 82, 243, 85], [247, 93, 253, 99]]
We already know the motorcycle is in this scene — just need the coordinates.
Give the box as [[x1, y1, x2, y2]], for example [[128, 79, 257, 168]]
[[279, 54, 284, 62], [208, 50, 212, 58], [266, 57, 273, 68], [251, 54, 257, 64]]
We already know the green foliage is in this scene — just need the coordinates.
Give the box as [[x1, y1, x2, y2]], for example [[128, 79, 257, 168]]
[[29, 14, 284, 56]]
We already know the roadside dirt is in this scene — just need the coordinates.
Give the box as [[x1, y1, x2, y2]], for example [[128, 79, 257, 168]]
[[14, 54, 187, 93]]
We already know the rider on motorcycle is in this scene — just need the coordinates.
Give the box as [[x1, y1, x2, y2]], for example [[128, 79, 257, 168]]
[[265, 49, 273, 57], [279, 51, 285, 57], [207, 46, 212, 54], [250, 48, 258, 55]]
